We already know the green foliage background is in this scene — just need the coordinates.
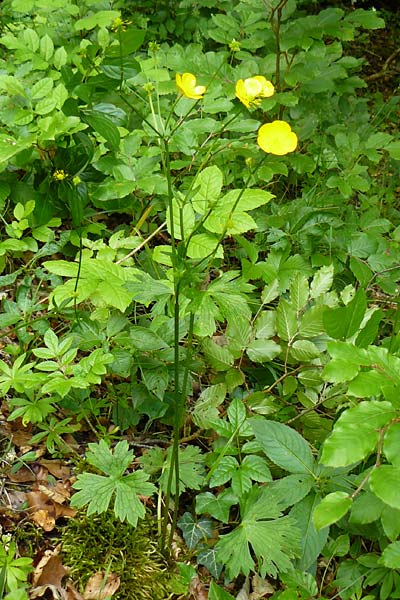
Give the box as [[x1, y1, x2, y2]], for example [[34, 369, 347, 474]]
[[0, 0, 400, 598]]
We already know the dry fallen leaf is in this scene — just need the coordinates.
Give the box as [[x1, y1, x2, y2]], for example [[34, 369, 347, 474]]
[[250, 574, 275, 599], [32, 544, 69, 587], [83, 572, 120, 600], [189, 575, 208, 600], [27, 489, 76, 531]]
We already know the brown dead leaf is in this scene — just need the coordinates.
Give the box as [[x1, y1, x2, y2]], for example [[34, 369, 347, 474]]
[[189, 575, 208, 600], [29, 583, 67, 599], [40, 459, 72, 479], [7, 465, 37, 483], [30, 508, 56, 532], [38, 481, 70, 504], [65, 582, 84, 600], [27, 488, 76, 531], [83, 572, 120, 600], [250, 574, 275, 599], [32, 545, 69, 587]]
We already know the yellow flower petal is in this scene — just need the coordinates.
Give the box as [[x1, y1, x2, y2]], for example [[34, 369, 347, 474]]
[[253, 76, 275, 98], [235, 76, 275, 108], [176, 72, 206, 99], [257, 120, 298, 156]]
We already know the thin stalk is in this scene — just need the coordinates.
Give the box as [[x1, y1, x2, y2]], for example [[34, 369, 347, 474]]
[[168, 312, 195, 548]]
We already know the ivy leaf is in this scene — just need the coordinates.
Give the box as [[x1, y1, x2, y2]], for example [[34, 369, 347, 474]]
[[178, 512, 213, 550], [197, 548, 223, 579], [216, 487, 301, 578]]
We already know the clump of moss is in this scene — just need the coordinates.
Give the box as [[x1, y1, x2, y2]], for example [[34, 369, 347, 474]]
[[62, 512, 175, 599]]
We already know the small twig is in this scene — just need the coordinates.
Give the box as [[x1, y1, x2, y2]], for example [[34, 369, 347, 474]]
[[364, 48, 400, 82], [116, 221, 167, 264]]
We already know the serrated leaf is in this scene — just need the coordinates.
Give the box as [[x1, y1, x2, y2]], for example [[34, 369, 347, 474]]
[[310, 264, 334, 299], [290, 273, 309, 311], [246, 338, 281, 363], [289, 340, 320, 362], [202, 338, 234, 371], [216, 492, 301, 578], [249, 418, 314, 474], [314, 492, 352, 530], [299, 305, 326, 337], [276, 299, 297, 341], [192, 165, 223, 214], [321, 401, 396, 467], [191, 383, 226, 429], [291, 493, 329, 571], [209, 456, 238, 487], [186, 233, 223, 260]]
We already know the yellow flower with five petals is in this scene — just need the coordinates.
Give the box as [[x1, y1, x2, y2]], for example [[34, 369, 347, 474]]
[[175, 73, 206, 100], [257, 120, 298, 156], [235, 76, 275, 109]]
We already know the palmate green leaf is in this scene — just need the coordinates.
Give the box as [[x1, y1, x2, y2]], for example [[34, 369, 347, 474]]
[[216, 487, 301, 578], [320, 401, 396, 467], [86, 440, 133, 477], [159, 446, 205, 494], [71, 473, 116, 515], [71, 441, 155, 526], [249, 418, 314, 474], [114, 473, 155, 526], [313, 492, 352, 531]]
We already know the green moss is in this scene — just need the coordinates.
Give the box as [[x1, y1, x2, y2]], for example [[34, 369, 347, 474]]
[[61, 512, 175, 599]]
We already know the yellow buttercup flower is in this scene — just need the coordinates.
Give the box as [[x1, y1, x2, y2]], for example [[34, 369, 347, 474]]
[[257, 121, 298, 156], [235, 76, 275, 109], [175, 73, 206, 100]]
